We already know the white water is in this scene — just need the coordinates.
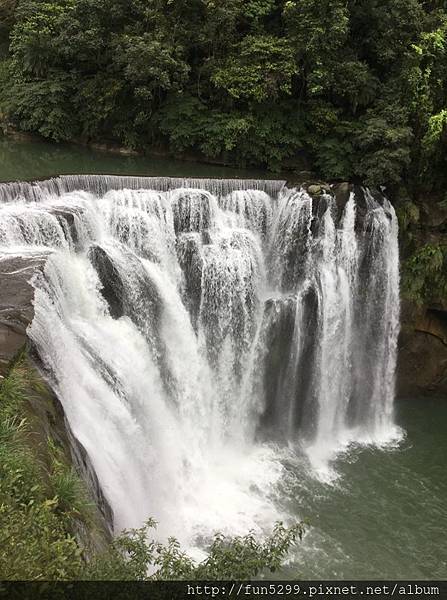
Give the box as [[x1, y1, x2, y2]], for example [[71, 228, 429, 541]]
[[0, 177, 401, 550]]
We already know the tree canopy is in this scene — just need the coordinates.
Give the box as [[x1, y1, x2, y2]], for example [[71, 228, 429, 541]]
[[0, 0, 446, 190]]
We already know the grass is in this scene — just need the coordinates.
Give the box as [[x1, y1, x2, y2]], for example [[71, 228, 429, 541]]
[[0, 355, 92, 579]]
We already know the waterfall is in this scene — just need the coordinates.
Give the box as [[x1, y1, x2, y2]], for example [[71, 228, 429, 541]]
[[0, 176, 401, 547]]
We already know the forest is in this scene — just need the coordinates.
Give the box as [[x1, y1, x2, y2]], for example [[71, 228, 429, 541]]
[[0, 0, 446, 194]]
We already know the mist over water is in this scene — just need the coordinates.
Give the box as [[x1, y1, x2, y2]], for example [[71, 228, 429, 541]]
[[0, 176, 401, 559]]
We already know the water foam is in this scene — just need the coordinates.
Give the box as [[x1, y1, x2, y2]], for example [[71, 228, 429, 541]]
[[0, 177, 401, 550]]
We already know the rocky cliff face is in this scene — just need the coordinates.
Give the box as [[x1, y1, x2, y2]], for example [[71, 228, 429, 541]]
[[0, 255, 44, 374], [397, 303, 447, 397], [396, 194, 447, 398]]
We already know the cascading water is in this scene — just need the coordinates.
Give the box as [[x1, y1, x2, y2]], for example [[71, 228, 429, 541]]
[[0, 175, 401, 550]]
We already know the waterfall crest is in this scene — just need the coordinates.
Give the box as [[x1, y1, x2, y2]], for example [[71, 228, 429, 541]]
[[0, 175, 286, 203], [0, 176, 401, 545]]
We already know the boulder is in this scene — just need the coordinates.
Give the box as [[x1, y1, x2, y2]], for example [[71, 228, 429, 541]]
[[88, 245, 125, 319], [307, 184, 330, 196]]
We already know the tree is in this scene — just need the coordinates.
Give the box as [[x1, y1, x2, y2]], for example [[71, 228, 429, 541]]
[[1, 0, 446, 188]]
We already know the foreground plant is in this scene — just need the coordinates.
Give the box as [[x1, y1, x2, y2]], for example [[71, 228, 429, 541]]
[[85, 519, 304, 581]]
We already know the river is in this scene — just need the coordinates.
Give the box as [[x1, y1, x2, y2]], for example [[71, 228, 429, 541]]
[[0, 136, 445, 580]]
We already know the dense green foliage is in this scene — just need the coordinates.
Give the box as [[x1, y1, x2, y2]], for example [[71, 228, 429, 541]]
[[0, 0, 446, 188], [86, 520, 304, 581], [0, 358, 304, 580], [401, 237, 447, 306]]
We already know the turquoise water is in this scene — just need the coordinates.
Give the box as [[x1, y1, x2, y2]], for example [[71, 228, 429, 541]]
[[0, 136, 271, 182], [0, 136, 445, 580], [283, 397, 447, 579]]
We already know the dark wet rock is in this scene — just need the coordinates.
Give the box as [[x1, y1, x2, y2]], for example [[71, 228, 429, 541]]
[[397, 303, 447, 397], [259, 289, 319, 441], [332, 182, 353, 222], [0, 255, 45, 374], [49, 208, 78, 246], [89, 244, 163, 344], [258, 296, 297, 438], [88, 244, 176, 398], [88, 245, 125, 319], [310, 192, 333, 235], [177, 234, 203, 331], [352, 186, 369, 231]]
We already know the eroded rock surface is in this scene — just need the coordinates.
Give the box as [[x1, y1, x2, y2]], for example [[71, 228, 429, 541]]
[[397, 302, 447, 397], [0, 254, 46, 374]]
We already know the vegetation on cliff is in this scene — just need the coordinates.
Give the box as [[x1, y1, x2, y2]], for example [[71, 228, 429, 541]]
[[397, 197, 447, 306], [0, 357, 91, 579], [0, 0, 446, 193], [0, 355, 304, 580]]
